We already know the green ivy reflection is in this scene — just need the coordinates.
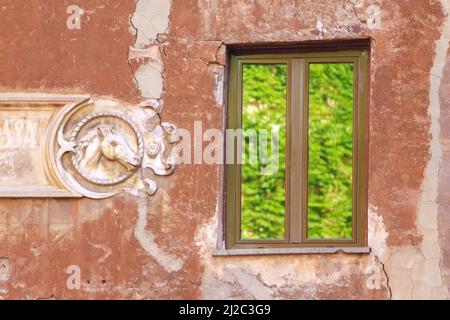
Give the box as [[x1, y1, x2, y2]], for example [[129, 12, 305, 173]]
[[241, 64, 286, 239], [240, 63, 354, 240], [307, 63, 354, 239]]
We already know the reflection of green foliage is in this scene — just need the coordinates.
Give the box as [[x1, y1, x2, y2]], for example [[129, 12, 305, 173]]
[[241, 64, 286, 239], [240, 63, 354, 240], [308, 63, 353, 239]]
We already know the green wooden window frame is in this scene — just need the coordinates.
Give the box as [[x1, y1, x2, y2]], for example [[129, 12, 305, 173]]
[[226, 49, 368, 249]]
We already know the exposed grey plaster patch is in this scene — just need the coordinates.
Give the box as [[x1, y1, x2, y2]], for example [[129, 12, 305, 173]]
[[366, 205, 391, 298], [201, 274, 235, 299], [128, 0, 172, 100], [134, 61, 164, 99], [208, 64, 224, 108], [204, 42, 226, 108], [227, 268, 273, 300], [130, 0, 171, 49], [196, 214, 384, 299], [414, 0, 450, 299], [134, 191, 183, 272], [367, 205, 388, 256]]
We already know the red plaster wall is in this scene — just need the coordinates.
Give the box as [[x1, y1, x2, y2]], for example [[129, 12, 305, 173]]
[[0, 0, 448, 299]]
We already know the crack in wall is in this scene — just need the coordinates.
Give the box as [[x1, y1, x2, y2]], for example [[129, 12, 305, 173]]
[[127, 60, 140, 96], [346, 0, 364, 23], [376, 257, 392, 299], [127, 0, 184, 273], [367, 206, 391, 299], [128, 4, 140, 93], [197, 213, 390, 299]]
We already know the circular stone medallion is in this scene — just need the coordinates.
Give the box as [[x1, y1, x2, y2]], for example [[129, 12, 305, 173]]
[[70, 112, 144, 185]]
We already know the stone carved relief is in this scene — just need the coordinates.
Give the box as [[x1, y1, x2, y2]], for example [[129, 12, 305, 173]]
[[0, 95, 84, 197], [45, 97, 179, 199], [71, 112, 144, 186]]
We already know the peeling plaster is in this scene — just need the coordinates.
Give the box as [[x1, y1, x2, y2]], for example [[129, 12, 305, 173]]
[[195, 213, 386, 299], [411, 0, 450, 299], [134, 192, 183, 273], [381, 0, 450, 300], [227, 268, 273, 300], [134, 61, 164, 99], [208, 64, 224, 108], [366, 206, 392, 297], [127, 0, 183, 271], [414, 0, 450, 299], [130, 0, 171, 48], [129, 0, 172, 99], [368, 205, 389, 258]]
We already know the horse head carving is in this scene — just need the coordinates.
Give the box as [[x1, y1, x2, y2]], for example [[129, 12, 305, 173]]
[[76, 124, 140, 175], [96, 126, 140, 171], [51, 98, 179, 198]]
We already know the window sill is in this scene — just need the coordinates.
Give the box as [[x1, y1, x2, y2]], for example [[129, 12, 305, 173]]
[[212, 247, 371, 256]]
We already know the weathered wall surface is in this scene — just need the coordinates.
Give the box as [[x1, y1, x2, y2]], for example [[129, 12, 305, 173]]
[[0, 0, 449, 299]]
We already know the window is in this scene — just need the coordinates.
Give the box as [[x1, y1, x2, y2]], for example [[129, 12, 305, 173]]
[[226, 46, 368, 249]]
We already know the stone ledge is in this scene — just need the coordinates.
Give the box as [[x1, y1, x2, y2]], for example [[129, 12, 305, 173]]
[[212, 247, 371, 256]]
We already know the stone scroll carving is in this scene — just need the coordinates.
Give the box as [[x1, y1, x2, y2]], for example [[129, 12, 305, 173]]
[[44, 97, 179, 199]]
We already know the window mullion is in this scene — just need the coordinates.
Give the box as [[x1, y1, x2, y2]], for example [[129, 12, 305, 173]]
[[289, 58, 305, 244]]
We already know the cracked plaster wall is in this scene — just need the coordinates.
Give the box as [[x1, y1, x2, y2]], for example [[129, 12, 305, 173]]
[[0, 0, 449, 299]]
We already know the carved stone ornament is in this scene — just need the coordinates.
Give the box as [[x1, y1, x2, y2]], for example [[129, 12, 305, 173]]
[[43, 97, 179, 199]]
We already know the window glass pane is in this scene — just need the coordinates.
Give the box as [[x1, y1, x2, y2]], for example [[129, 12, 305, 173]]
[[307, 63, 354, 239], [241, 64, 287, 240]]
